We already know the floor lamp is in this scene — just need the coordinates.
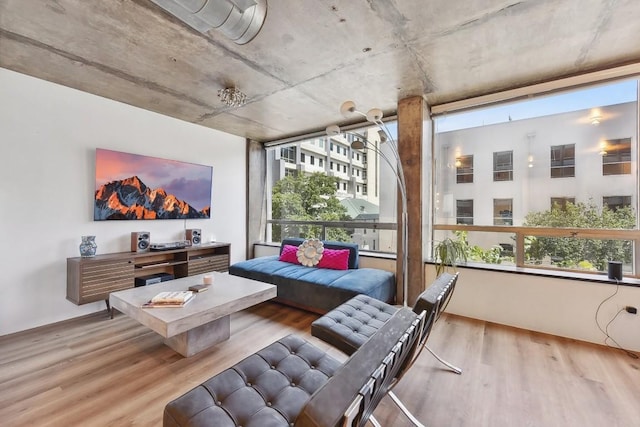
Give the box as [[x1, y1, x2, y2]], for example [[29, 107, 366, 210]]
[[328, 102, 463, 374], [326, 103, 409, 307]]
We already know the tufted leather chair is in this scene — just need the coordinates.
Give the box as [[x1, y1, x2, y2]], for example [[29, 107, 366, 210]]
[[310, 272, 460, 427], [164, 308, 423, 427], [312, 272, 459, 356], [163, 334, 341, 426]]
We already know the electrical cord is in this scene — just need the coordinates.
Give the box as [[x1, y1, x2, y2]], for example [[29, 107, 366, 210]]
[[594, 279, 639, 359]]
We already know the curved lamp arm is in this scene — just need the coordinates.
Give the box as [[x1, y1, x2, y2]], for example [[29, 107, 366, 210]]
[[326, 125, 409, 307]]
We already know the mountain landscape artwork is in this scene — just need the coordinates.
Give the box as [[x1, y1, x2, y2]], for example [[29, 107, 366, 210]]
[[94, 149, 212, 220]]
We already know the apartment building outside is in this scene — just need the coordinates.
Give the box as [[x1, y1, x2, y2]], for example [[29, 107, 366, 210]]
[[267, 127, 394, 251], [435, 101, 636, 252]]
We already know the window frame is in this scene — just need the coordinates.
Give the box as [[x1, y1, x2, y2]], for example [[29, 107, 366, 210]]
[[602, 138, 632, 175], [550, 144, 575, 178], [603, 195, 632, 211], [493, 150, 513, 181], [431, 77, 639, 279], [551, 197, 575, 211], [456, 155, 474, 184], [493, 198, 513, 225], [456, 199, 474, 225]]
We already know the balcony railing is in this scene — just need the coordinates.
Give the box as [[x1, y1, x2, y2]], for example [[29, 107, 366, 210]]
[[267, 219, 398, 253], [266, 220, 639, 278], [434, 224, 640, 278]]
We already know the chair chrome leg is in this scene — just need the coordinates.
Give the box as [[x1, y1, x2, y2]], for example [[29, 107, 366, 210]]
[[426, 345, 462, 374], [369, 415, 382, 427], [388, 391, 426, 427]]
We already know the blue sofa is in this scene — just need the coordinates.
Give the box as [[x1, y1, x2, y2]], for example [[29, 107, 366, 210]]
[[229, 238, 396, 313]]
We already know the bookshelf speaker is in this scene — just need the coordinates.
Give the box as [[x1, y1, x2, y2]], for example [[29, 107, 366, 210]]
[[131, 231, 151, 252], [607, 261, 623, 280], [186, 229, 201, 246]]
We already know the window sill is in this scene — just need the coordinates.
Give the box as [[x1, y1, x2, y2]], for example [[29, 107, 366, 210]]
[[425, 260, 640, 287]]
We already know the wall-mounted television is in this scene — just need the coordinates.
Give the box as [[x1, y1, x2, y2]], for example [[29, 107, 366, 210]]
[[94, 148, 212, 220]]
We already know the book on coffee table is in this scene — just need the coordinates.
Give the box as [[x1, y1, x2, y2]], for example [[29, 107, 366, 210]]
[[142, 291, 195, 308]]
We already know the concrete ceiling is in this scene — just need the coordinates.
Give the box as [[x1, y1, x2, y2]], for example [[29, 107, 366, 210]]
[[2, 0, 640, 143]]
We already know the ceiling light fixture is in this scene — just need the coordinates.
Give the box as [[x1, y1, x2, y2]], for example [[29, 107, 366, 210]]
[[218, 87, 247, 107]]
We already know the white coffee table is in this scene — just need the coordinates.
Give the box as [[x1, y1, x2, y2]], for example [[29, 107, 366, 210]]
[[109, 272, 276, 357]]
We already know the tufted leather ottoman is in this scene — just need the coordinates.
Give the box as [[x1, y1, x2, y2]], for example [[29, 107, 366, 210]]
[[163, 334, 342, 427], [310, 294, 397, 356], [312, 272, 459, 356]]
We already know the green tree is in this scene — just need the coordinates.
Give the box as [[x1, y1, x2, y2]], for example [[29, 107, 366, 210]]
[[523, 200, 635, 270], [272, 172, 351, 242]]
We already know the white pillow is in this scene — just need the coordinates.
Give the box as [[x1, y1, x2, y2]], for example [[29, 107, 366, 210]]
[[297, 238, 324, 267]]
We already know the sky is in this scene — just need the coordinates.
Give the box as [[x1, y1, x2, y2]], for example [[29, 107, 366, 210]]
[[95, 149, 213, 210], [435, 79, 638, 133]]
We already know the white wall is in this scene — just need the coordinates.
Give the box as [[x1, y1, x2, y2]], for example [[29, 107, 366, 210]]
[[0, 68, 247, 336], [425, 266, 640, 351]]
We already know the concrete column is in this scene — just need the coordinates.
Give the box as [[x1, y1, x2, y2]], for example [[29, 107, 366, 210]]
[[246, 139, 266, 259]]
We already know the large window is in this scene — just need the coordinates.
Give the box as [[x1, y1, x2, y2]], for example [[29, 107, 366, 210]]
[[267, 123, 400, 253], [433, 78, 638, 277], [267, 77, 640, 276]]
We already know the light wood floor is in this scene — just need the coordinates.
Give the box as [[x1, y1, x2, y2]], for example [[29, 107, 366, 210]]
[[1, 302, 639, 427]]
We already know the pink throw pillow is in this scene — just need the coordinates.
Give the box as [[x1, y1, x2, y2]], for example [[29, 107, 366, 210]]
[[317, 248, 350, 270], [278, 245, 300, 264], [279, 245, 301, 264]]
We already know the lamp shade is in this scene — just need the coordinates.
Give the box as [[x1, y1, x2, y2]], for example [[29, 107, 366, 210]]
[[325, 125, 341, 136], [366, 108, 383, 122], [351, 140, 366, 149], [340, 101, 357, 117], [377, 130, 388, 143]]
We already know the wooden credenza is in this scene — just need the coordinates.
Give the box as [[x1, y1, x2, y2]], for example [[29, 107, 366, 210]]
[[67, 242, 230, 305]]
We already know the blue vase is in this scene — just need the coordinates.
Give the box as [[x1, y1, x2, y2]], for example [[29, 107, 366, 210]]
[[79, 235, 97, 257]]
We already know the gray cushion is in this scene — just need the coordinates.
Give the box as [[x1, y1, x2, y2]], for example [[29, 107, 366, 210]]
[[311, 294, 396, 355]]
